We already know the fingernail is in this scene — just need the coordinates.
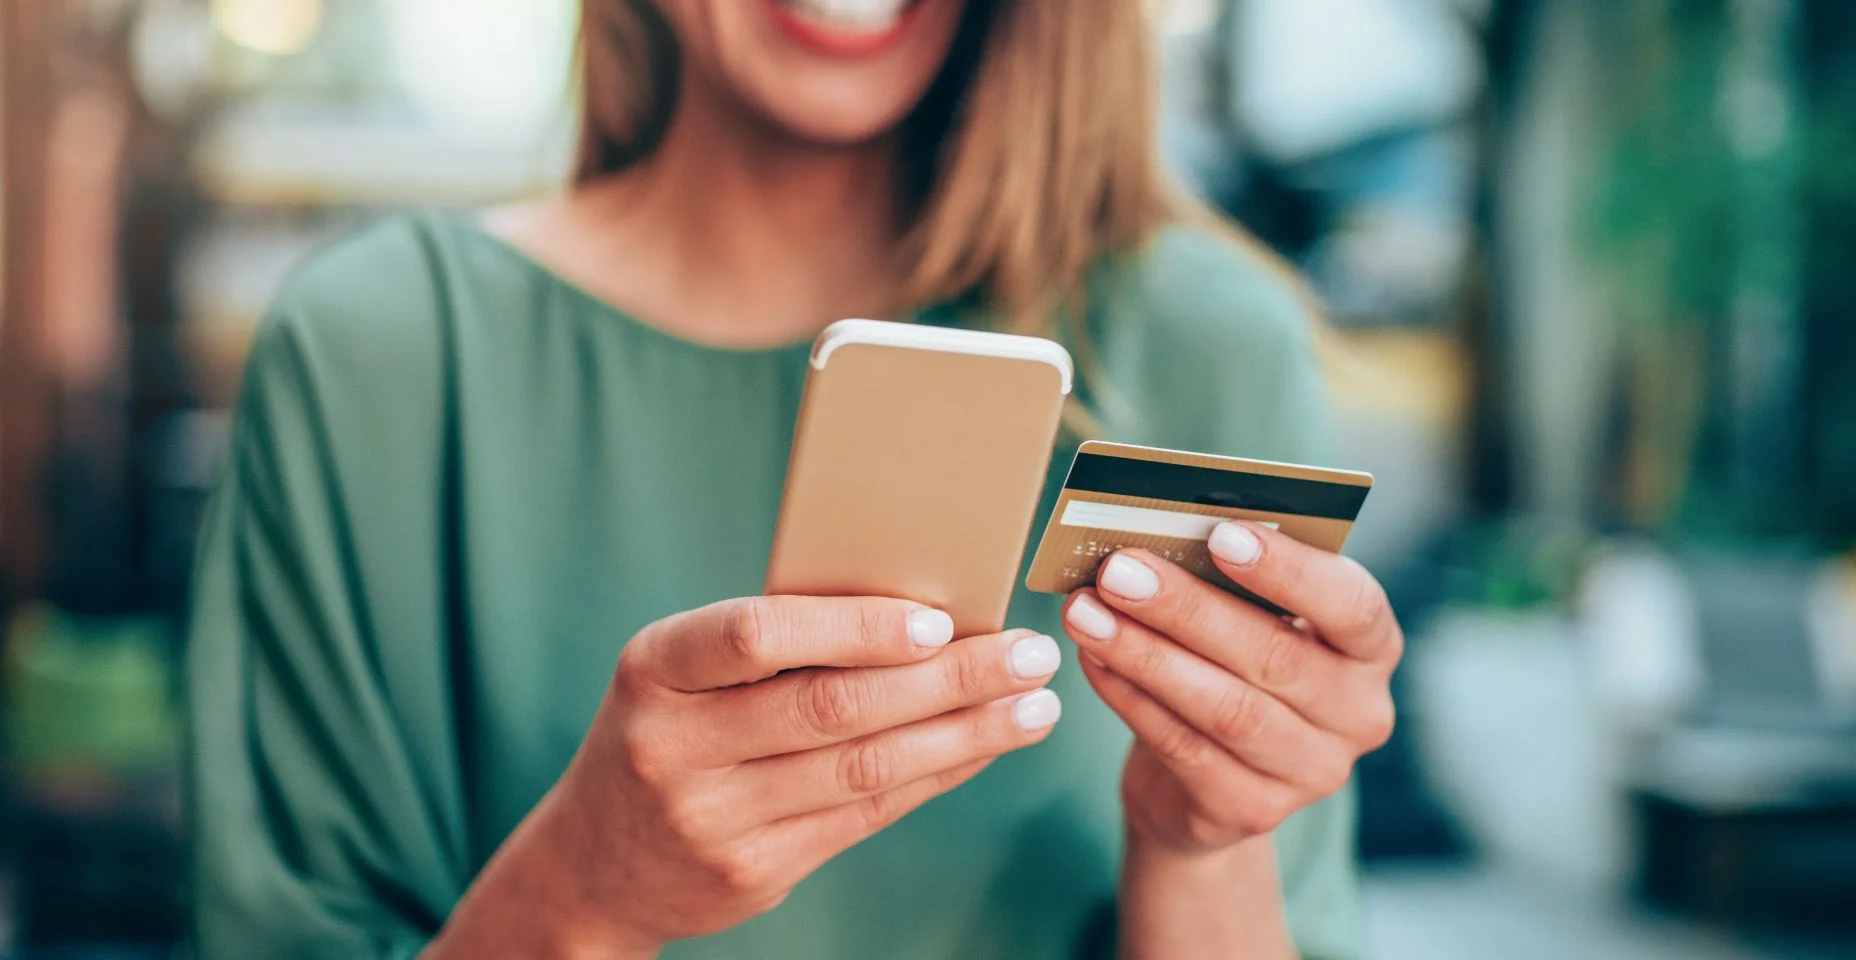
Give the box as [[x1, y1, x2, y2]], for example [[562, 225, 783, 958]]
[[1083, 651, 1108, 669], [1210, 522, 1262, 567], [1012, 689, 1063, 731], [908, 609, 955, 648], [1009, 634, 1062, 680], [1065, 594, 1119, 642], [1100, 554, 1160, 601]]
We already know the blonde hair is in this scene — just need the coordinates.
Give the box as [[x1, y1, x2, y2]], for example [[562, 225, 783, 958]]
[[577, 0, 1305, 423]]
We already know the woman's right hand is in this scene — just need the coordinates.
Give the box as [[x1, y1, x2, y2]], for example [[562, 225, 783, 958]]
[[429, 596, 1064, 958]]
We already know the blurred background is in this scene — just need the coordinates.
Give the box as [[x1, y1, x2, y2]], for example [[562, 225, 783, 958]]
[[1, 0, 1853, 956]]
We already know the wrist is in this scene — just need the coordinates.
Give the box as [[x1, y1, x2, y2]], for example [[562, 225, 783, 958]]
[[1122, 825, 1273, 885], [1119, 829, 1292, 960], [431, 783, 661, 960]]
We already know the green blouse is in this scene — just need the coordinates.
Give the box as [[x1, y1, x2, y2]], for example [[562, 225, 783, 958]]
[[186, 214, 1364, 959]]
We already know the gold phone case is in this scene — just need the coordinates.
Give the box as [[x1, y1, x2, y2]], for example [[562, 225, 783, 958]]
[[765, 320, 1073, 637]]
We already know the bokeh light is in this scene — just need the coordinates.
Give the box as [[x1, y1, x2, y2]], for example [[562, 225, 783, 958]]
[[210, 0, 323, 57]]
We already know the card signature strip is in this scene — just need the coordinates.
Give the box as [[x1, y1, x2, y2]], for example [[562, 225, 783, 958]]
[[1058, 500, 1282, 539]]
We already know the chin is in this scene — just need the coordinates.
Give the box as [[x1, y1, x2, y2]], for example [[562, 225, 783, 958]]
[[754, 84, 928, 146]]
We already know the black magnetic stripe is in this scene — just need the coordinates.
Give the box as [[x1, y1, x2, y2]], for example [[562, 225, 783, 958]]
[[1063, 453, 1369, 520]]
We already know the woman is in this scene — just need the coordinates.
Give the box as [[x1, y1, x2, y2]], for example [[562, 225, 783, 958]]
[[188, 1, 1402, 957]]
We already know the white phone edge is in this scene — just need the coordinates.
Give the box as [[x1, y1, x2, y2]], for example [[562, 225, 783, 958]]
[[810, 318, 1075, 396]]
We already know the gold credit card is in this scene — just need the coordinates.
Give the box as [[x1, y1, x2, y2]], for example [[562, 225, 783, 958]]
[[1025, 441, 1374, 614]]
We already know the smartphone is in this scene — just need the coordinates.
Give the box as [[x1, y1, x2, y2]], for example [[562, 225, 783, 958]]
[[765, 319, 1074, 637]]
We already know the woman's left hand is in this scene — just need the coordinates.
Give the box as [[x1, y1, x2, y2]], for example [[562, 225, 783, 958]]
[[1062, 521, 1401, 854]]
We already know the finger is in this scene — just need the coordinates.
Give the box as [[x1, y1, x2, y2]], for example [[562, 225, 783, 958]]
[[1092, 550, 1350, 711], [718, 689, 1061, 828], [1078, 655, 1306, 840], [697, 630, 1063, 762], [1088, 549, 1377, 734], [1204, 521, 1402, 663], [751, 758, 995, 889], [630, 596, 957, 692], [1062, 590, 1348, 789]]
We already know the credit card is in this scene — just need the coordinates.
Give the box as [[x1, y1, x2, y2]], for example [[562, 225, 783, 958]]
[[1025, 441, 1373, 615]]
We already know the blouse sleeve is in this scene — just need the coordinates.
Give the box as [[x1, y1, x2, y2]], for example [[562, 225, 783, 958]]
[[186, 230, 467, 959]]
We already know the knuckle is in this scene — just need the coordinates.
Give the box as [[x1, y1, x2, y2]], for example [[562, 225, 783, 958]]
[[944, 644, 1000, 703], [1256, 623, 1309, 689], [855, 787, 909, 833], [1237, 806, 1283, 839], [857, 602, 904, 649], [1233, 793, 1296, 838], [1334, 562, 1390, 637], [708, 845, 775, 896], [1264, 545, 1311, 594], [613, 643, 654, 695], [725, 597, 780, 668], [619, 723, 678, 787], [1167, 582, 1214, 635], [964, 701, 1014, 754], [1314, 759, 1356, 798], [1384, 627, 1408, 664], [658, 791, 713, 845], [1334, 600, 1382, 642], [1262, 793, 1302, 832], [797, 671, 867, 740], [1130, 639, 1172, 685], [1208, 687, 1267, 744], [836, 738, 898, 796], [1361, 696, 1398, 749]]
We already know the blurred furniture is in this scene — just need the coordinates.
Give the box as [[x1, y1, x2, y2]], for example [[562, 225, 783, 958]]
[[1579, 546, 1856, 934], [1634, 766, 1856, 931], [1621, 555, 1856, 931]]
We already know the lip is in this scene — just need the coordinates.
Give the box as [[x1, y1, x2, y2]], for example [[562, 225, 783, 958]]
[[764, 0, 930, 59]]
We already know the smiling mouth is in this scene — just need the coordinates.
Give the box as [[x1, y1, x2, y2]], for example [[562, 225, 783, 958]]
[[768, 0, 930, 56], [778, 0, 922, 33]]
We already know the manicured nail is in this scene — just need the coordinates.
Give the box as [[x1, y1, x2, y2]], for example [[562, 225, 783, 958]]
[[908, 609, 955, 648], [1083, 651, 1108, 669], [1210, 522, 1262, 567], [1009, 634, 1062, 680], [1065, 594, 1119, 642], [1100, 554, 1160, 601], [1012, 689, 1063, 731]]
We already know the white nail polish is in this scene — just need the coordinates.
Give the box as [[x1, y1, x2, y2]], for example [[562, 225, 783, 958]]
[[1065, 594, 1119, 642], [1009, 634, 1062, 680], [1012, 689, 1063, 731], [1209, 522, 1262, 567], [908, 609, 955, 648], [1100, 555, 1160, 601]]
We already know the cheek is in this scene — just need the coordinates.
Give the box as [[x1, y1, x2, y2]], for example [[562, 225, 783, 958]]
[[698, 0, 968, 144]]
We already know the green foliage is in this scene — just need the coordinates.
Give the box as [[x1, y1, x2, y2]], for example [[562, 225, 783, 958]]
[[1574, 0, 1851, 546]]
